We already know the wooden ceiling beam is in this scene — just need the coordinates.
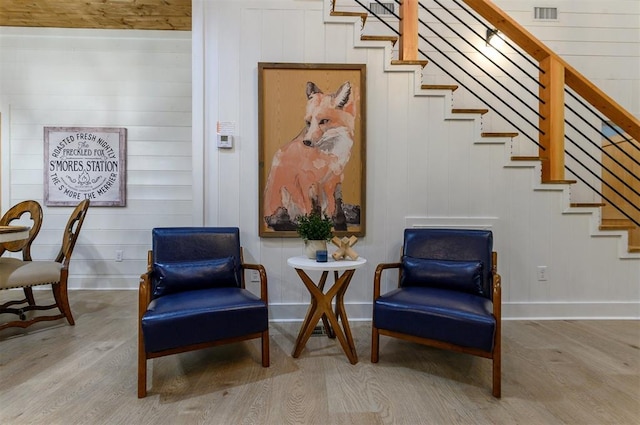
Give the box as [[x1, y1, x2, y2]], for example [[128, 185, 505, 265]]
[[0, 0, 191, 31]]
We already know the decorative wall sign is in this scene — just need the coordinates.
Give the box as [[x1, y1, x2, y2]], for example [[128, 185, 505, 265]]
[[258, 62, 366, 238], [44, 127, 126, 206]]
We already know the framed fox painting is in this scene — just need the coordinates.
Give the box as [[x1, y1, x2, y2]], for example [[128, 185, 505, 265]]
[[258, 62, 366, 238]]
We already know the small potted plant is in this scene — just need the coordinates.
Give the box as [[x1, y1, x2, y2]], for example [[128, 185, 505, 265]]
[[296, 211, 333, 259]]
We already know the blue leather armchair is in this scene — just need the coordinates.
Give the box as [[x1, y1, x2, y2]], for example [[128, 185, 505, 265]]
[[371, 228, 501, 397], [138, 227, 269, 398]]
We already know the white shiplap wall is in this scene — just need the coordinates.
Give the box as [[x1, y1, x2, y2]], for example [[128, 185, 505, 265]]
[[196, 0, 640, 320], [1, 1, 638, 319], [0, 27, 193, 289]]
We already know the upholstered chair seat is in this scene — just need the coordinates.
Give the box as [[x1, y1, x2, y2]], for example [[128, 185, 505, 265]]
[[374, 286, 496, 352], [142, 286, 268, 353]]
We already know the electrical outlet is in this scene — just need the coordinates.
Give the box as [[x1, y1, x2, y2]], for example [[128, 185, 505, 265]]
[[115, 249, 123, 262], [537, 265, 548, 281], [250, 270, 260, 282]]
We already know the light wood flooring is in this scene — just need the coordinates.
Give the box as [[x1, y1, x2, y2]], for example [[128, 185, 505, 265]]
[[0, 290, 638, 424]]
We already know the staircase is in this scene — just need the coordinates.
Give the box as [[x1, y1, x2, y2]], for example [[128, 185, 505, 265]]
[[326, 0, 640, 258]]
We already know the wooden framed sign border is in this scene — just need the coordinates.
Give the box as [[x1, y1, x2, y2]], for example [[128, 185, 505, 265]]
[[44, 126, 126, 207]]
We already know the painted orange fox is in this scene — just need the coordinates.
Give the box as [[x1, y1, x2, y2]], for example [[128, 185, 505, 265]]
[[264, 81, 356, 225]]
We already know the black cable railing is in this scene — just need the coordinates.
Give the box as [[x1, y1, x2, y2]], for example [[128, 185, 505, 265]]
[[415, 1, 546, 146], [565, 88, 640, 161], [563, 89, 640, 226], [567, 163, 640, 227], [564, 136, 640, 222], [418, 16, 542, 122], [430, 0, 544, 100], [354, 0, 546, 147], [417, 1, 544, 125], [564, 112, 640, 189], [352, 0, 399, 33], [448, 0, 543, 75], [417, 36, 543, 138], [343, 0, 638, 232]]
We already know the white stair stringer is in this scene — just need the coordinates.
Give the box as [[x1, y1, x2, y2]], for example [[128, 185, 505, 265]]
[[444, 110, 483, 139], [529, 159, 639, 259], [323, 0, 638, 260], [580, 206, 639, 260], [498, 142, 639, 259]]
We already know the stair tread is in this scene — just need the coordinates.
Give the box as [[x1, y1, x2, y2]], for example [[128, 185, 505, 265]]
[[421, 84, 459, 91], [629, 246, 640, 253], [330, 11, 367, 24], [542, 180, 577, 184], [601, 218, 635, 224], [600, 224, 637, 231], [452, 108, 489, 115], [511, 156, 540, 161], [483, 132, 519, 138], [391, 59, 429, 67], [361, 35, 398, 46], [571, 202, 606, 207], [330, 11, 367, 18]]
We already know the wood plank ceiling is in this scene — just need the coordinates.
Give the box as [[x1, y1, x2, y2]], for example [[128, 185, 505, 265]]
[[0, 0, 191, 31]]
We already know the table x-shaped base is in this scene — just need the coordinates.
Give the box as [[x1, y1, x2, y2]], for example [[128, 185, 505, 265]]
[[291, 268, 358, 364]]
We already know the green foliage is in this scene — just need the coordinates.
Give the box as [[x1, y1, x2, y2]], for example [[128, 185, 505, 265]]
[[296, 212, 333, 241]]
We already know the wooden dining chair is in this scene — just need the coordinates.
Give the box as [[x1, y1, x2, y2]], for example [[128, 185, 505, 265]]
[[0, 200, 44, 310], [0, 199, 90, 331]]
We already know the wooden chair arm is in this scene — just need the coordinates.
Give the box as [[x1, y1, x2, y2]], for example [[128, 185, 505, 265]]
[[373, 262, 402, 299], [492, 273, 502, 321], [139, 250, 153, 319], [242, 263, 268, 303], [491, 251, 501, 321], [139, 271, 152, 318]]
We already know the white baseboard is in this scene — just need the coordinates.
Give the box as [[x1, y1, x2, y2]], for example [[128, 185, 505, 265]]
[[502, 301, 640, 320]]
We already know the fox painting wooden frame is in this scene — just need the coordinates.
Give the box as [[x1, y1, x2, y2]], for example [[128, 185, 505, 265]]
[[258, 62, 366, 238]]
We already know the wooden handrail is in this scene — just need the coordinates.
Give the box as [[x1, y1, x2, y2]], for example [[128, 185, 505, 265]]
[[398, 0, 640, 181]]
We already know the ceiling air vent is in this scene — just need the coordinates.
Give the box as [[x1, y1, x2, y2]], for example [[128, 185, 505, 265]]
[[370, 2, 395, 15], [534, 7, 558, 20]]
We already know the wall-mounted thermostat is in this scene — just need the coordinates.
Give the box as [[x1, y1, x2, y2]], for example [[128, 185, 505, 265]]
[[217, 134, 233, 149]]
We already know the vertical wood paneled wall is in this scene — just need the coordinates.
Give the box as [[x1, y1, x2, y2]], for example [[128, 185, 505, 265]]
[[196, 0, 639, 320], [1, 1, 638, 319], [0, 27, 192, 289]]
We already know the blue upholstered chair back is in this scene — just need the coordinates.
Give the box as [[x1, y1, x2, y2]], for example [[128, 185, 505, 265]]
[[402, 228, 493, 298], [151, 227, 243, 296]]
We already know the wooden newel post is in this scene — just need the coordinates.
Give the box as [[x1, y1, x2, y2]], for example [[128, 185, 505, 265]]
[[399, 0, 419, 61], [539, 55, 566, 182]]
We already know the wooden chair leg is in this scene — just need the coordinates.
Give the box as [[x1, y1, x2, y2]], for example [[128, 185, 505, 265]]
[[23, 287, 35, 305], [138, 346, 147, 398], [261, 330, 270, 367], [492, 350, 501, 398], [371, 325, 380, 363], [52, 282, 75, 325]]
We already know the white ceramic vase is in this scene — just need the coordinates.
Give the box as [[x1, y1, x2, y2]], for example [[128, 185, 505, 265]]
[[304, 240, 327, 259]]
